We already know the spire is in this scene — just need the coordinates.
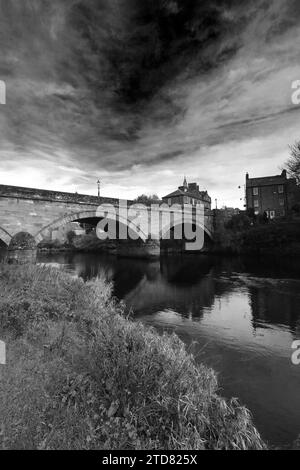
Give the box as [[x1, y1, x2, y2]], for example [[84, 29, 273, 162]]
[[183, 175, 188, 190]]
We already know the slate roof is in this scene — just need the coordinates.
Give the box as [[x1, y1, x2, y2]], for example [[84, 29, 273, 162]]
[[246, 175, 287, 188], [163, 189, 210, 200]]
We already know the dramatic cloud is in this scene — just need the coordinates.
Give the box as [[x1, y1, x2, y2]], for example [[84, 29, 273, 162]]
[[0, 0, 300, 205]]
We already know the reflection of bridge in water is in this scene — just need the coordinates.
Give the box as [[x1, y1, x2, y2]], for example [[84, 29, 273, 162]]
[[0, 184, 216, 262]]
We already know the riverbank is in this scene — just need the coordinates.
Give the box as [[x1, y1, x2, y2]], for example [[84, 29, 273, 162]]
[[213, 220, 300, 256], [38, 232, 117, 254], [0, 263, 265, 450], [37, 220, 300, 258]]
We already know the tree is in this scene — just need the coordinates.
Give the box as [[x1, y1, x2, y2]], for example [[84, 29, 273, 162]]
[[225, 214, 251, 231], [133, 194, 160, 206], [257, 212, 270, 225], [292, 202, 300, 214], [246, 207, 256, 223], [286, 141, 300, 184], [66, 230, 76, 245]]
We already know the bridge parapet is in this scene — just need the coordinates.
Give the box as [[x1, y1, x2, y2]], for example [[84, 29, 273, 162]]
[[0, 184, 120, 206]]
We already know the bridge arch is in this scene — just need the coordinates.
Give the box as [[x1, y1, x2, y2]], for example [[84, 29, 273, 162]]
[[0, 227, 12, 247], [159, 218, 214, 252], [34, 209, 149, 244], [160, 220, 213, 242]]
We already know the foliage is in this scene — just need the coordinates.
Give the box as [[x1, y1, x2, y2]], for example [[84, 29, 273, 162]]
[[0, 264, 266, 450], [72, 232, 116, 253], [132, 194, 161, 206], [38, 239, 69, 251], [246, 207, 256, 222], [286, 141, 300, 184], [257, 212, 269, 225], [292, 202, 300, 214], [225, 214, 251, 231], [8, 232, 36, 250], [240, 221, 300, 255], [66, 230, 76, 245]]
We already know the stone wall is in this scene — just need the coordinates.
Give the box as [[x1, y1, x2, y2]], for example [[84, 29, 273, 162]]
[[0, 195, 98, 242], [0, 184, 119, 206], [0, 184, 216, 259]]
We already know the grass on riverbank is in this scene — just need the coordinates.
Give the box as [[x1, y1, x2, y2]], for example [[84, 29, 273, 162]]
[[0, 264, 266, 450]]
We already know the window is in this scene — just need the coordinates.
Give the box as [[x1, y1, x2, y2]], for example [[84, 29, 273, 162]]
[[269, 211, 275, 219], [253, 187, 259, 196], [168, 198, 171, 206], [278, 185, 284, 194], [254, 199, 259, 208], [279, 198, 284, 207], [184, 196, 189, 204]]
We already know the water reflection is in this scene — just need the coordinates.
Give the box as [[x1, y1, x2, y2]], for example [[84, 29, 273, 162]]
[[0, 247, 7, 262], [2, 248, 300, 447]]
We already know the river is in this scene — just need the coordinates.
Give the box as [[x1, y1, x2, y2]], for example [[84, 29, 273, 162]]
[[1, 248, 300, 448]]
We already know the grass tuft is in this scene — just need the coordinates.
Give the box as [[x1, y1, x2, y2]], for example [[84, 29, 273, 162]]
[[0, 264, 266, 450]]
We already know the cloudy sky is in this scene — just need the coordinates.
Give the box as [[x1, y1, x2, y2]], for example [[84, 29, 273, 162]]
[[0, 0, 300, 207]]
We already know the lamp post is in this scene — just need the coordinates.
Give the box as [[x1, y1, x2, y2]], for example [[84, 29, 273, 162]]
[[97, 179, 101, 198]]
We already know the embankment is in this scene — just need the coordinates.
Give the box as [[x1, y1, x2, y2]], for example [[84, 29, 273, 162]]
[[213, 221, 300, 256], [0, 264, 265, 450]]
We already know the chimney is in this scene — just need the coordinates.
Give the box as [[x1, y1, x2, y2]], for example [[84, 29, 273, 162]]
[[281, 169, 287, 179], [188, 183, 198, 192]]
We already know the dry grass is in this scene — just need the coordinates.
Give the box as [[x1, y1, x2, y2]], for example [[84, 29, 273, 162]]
[[0, 264, 266, 450]]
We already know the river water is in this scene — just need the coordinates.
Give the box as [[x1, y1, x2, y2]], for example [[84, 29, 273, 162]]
[[1, 248, 300, 448]]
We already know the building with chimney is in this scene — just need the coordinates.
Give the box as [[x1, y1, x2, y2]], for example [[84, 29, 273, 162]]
[[245, 170, 300, 219], [162, 177, 211, 211]]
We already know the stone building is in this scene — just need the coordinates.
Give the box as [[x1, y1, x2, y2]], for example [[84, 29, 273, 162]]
[[162, 177, 211, 211], [245, 170, 300, 219]]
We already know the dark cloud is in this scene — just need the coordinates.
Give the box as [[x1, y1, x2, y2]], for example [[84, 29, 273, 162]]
[[69, 0, 240, 103], [0, 0, 300, 203]]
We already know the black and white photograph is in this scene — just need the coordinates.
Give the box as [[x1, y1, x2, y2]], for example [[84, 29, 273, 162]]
[[0, 0, 300, 454]]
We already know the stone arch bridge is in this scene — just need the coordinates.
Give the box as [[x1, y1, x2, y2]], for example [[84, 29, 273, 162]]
[[0, 184, 215, 261]]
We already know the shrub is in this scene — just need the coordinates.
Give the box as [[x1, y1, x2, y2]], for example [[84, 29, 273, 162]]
[[292, 202, 300, 214], [225, 214, 251, 231]]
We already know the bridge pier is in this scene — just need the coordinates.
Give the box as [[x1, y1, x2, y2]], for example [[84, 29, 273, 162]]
[[6, 232, 37, 265]]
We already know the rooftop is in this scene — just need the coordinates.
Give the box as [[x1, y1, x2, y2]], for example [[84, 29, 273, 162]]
[[246, 170, 290, 188], [163, 188, 210, 201]]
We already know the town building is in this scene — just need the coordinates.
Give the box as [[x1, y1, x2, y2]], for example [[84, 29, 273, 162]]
[[245, 170, 300, 219], [162, 177, 211, 210]]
